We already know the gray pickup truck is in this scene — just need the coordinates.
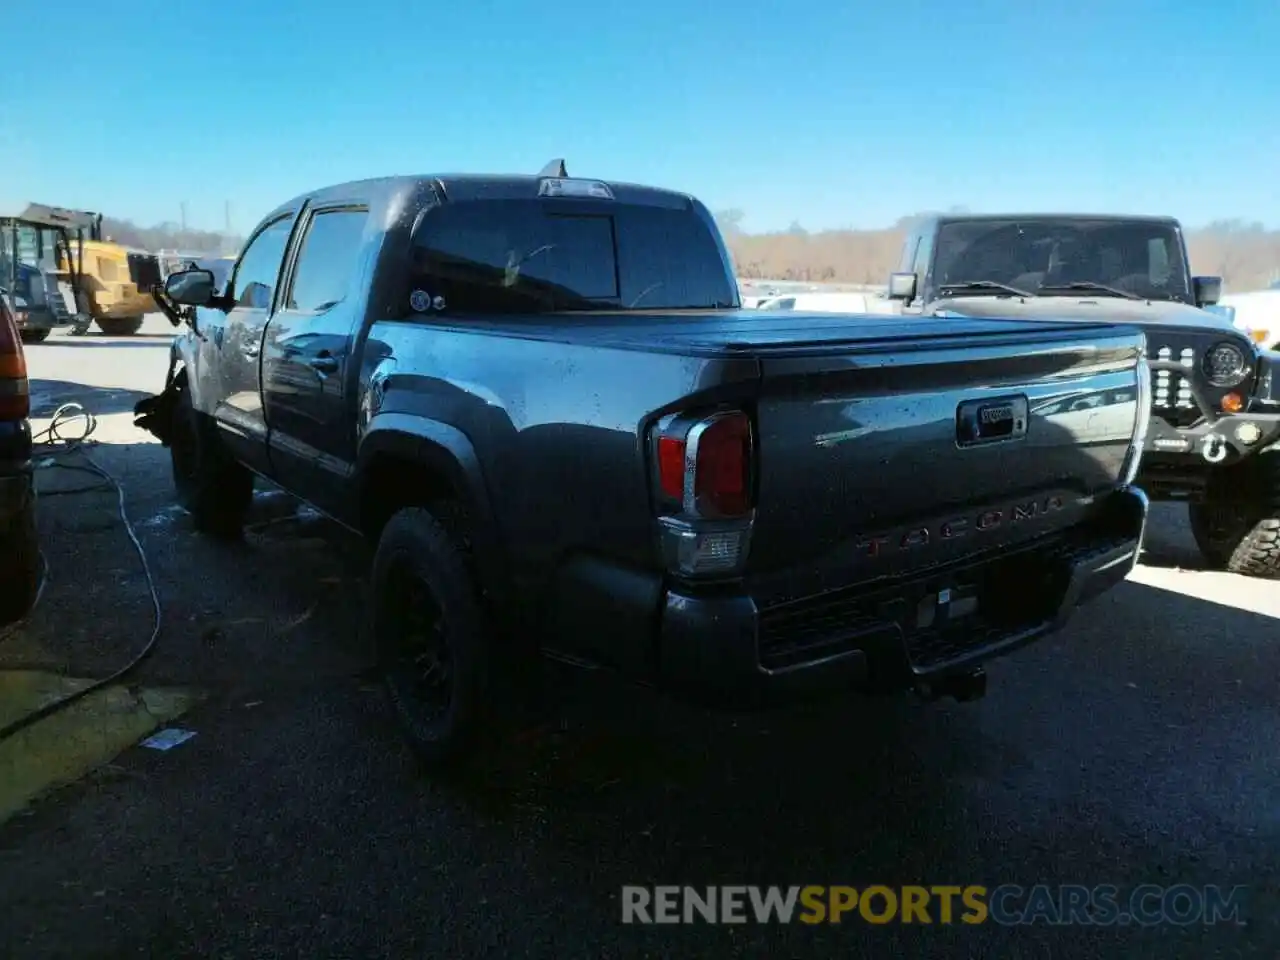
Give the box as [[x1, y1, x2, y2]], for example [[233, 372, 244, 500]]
[[887, 213, 1280, 578], [136, 165, 1151, 766]]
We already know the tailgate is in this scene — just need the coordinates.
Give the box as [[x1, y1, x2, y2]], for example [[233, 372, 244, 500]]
[[746, 324, 1144, 595]]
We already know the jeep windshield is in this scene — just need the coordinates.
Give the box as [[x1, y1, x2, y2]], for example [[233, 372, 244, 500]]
[[930, 217, 1195, 305], [408, 199, 738, 313]]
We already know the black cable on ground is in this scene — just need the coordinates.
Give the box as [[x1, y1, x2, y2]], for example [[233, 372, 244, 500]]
[[0, 403, 164, 742]]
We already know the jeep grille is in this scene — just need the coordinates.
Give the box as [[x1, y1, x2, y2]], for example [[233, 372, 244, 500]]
[[1151, 344, 1200, 427]]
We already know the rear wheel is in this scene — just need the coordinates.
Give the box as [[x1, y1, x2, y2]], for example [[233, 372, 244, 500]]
[[0, 505, 41, 629], [96, 316, 145, 336], [1188, 450, 1280, 578], [169, 377, 254, 537], [370, 507, 491, 767], [18, 329, 50, 344]]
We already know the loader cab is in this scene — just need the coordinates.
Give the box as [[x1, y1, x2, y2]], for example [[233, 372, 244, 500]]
[[0, 213, 86, 341]]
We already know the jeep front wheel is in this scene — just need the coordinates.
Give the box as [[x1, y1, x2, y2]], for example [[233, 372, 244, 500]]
[[1189, 450, 1280, 578]]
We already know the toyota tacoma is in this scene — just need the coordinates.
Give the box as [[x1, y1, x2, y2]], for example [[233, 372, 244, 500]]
[[135, 166, 1151, 765]]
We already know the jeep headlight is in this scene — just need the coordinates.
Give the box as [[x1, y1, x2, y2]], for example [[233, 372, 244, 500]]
[[1204, 341, 1249, 387]]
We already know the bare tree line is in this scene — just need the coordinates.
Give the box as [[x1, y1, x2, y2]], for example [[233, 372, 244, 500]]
[[99, 217, 241, 257], [716, 210, 1280, 292], [94, 210, 1280, 292]]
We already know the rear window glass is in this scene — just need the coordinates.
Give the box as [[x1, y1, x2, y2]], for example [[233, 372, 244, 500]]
[[408, 199, 735, 313]]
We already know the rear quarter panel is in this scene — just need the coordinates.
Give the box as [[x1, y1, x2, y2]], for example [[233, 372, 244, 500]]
[[357, 320, 757, 584]]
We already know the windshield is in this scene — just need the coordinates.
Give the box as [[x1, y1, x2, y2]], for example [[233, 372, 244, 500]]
[[1, 222, 70, 286], [931, 218, 1194, 303], [408, 199, 737, 313]]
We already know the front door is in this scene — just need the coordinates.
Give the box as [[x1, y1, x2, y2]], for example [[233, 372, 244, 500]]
[[260, 204, 371, 516], [212, 212, 300, 474]]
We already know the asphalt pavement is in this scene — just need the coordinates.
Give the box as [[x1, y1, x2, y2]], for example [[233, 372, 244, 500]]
[[0, 317, 1276, 958]]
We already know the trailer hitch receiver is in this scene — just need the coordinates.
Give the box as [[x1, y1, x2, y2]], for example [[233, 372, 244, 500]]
[[915, 667, 988, 703]]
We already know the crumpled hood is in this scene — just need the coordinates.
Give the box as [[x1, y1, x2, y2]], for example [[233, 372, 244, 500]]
[[929, 295, 1238, 333]]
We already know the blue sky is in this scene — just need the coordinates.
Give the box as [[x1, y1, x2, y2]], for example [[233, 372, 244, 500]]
[[3, 0, 1276, 234]]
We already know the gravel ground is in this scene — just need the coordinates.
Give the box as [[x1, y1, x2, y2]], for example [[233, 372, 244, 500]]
[[0, 318, 1276, 958]]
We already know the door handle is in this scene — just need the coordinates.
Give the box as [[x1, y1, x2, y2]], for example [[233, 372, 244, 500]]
[[309, 354, 339, 374], [244, 344, 260, 359]]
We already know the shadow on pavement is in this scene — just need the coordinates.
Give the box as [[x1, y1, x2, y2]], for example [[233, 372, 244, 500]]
[[27, 379, 154, 418], [0, 381, 1272, 956], [1138, 501, 1213, 571]]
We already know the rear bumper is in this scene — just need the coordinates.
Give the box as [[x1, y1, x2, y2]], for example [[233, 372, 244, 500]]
[[0, 420, 34, 520], [654, 485, 1148, 707], [0, 463, 35, 528]]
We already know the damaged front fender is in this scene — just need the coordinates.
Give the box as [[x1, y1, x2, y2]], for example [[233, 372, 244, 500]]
[[132, 354, 183, 447]]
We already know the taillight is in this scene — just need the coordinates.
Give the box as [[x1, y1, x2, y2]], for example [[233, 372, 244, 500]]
[[650, 409, 755, 579], [657, 436, 686, 501], [654, 411, 753, 518], [0, 301, 30, 419]]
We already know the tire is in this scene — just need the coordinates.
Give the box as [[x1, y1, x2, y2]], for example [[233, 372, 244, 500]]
[[96, 316, 145, 336], [0, 505, 41, 628], [18, 328, 50, 344], [168, 377, 254, 537], [369, 507, 491, 767], [1188, 450, 1280, 578]]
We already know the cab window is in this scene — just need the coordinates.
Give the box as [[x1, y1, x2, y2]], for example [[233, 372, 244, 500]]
[[286, 208, 368, 313], [230, 215, 295, 309], [408, 199, 735, 313]]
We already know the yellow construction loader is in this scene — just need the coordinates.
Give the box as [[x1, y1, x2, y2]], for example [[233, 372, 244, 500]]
[[25, 203, 162, 336]]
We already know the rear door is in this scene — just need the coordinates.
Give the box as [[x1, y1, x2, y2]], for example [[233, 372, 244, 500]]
[[210, 211, 301, 474], [261, 203, 372, 514]]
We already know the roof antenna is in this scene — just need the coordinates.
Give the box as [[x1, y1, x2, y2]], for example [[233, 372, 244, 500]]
[[538, 158, 568, 178]]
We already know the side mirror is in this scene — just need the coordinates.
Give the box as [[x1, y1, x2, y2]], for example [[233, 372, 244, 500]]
[[164, 268, 215, 307], [888, 272, 918, 301], [1193, 275, 1222, 307]]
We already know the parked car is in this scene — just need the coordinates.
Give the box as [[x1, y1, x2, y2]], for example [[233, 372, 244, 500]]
[[1216, 289, 1279, 351], [136, 164, 1151, 766], [887, 213, 1280, 578], [756, 291, 900, 315], [0, 293, 39, 627]]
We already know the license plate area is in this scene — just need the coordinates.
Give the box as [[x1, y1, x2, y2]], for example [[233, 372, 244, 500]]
[[890, 547, 1068, 672], [913, 583, 980, 629]]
